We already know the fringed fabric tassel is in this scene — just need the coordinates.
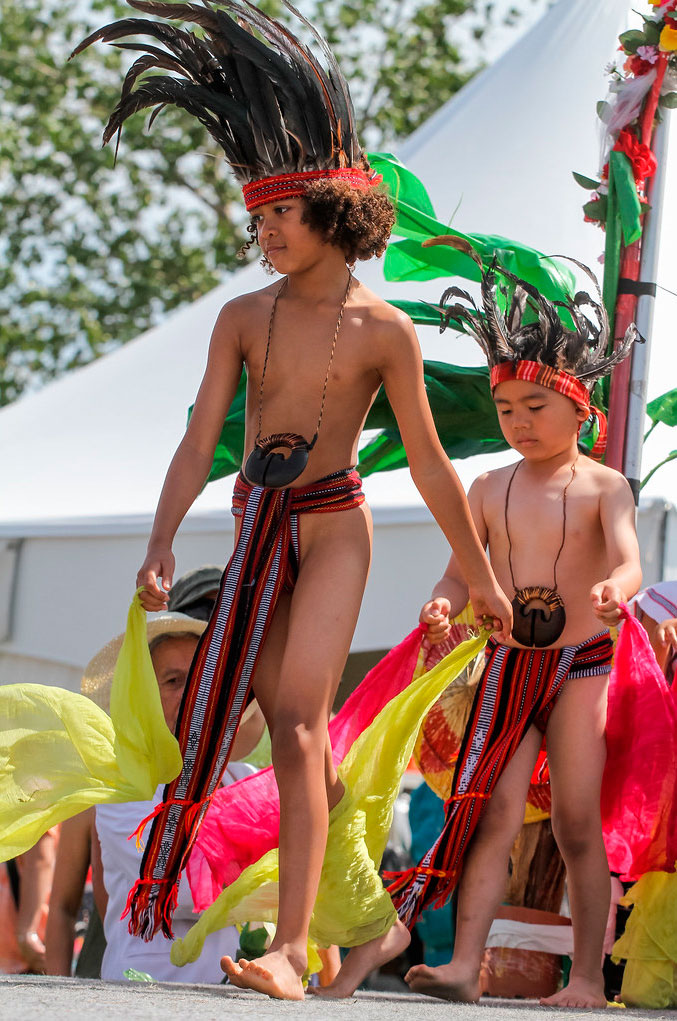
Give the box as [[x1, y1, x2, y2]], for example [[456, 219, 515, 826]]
[[128, 797, 213, 852], [121, 876, 177, 941], [385, 862, 451, 929]]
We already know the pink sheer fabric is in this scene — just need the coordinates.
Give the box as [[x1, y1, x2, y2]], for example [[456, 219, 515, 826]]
[[602, 607, 677, 879], [187, 627, 425, 911]]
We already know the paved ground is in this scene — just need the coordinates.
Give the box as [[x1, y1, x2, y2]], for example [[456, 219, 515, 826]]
[[0, 976, 667, 1021]]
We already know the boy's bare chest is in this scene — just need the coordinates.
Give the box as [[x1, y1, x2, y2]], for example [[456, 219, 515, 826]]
[[242, 306, 379, 411], [486, 478, 603, 565]]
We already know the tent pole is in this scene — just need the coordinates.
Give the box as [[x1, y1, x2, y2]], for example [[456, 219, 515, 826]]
[[623, 110, 672, 503]]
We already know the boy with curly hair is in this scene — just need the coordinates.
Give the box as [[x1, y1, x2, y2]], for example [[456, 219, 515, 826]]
[[76, 1, 510, 1000]]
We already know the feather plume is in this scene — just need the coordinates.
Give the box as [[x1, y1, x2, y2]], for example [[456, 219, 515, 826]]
[[433, 240, 639, 388], [71, 0, 363, 182]]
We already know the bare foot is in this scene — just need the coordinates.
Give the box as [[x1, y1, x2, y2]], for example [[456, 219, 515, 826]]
[[405, 961, 480, 1002], [220, 949, 305, 1000], [220, 955, 247, 988], [540, 975, 607, 1008], [308, 919, 411, 998]]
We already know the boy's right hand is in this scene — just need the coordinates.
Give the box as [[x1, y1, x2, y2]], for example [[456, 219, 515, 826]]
[[136, 549, 175, 612], [419, 598, 452, 646]]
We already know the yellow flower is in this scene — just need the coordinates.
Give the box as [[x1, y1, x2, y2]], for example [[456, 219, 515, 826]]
[[660, 24, 677, 51]]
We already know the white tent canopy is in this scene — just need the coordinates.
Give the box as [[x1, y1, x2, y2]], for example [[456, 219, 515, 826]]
[[3, 0, 673, 687]]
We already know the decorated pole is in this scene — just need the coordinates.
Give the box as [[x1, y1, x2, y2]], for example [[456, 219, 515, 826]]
[[624, 109, 672, 499], [605, 51, 668, 478], [577, 4, 677, 489]]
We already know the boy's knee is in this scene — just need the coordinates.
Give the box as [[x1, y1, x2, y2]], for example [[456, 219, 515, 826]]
[[271, 712, 324, 770], [475, 790, 523, 848], [552, 812, 600, 859]]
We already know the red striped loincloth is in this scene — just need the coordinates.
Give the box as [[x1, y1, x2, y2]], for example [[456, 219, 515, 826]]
[[125, 467, 364, 939], [387, 631, 613, 928]]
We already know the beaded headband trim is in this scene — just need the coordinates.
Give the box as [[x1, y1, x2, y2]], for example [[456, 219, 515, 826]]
[[490, 360, 607, 460], [242, 167, 382, 211]]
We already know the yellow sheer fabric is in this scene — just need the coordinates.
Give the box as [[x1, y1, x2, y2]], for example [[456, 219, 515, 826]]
[[613, 870, 677, 1008], [0, 595, 181, 860], [171, 628, 487, 965]]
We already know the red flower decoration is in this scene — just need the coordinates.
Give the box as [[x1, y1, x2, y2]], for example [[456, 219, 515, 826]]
[[624, 54, 654, 77], [613, 129, 658, 180]]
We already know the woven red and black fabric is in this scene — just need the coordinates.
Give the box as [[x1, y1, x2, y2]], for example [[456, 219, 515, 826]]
[[490, 360, 608, 461], [242, 167, 380, 211], [387, 631, 613, 929], [125, 467, 364, 940]]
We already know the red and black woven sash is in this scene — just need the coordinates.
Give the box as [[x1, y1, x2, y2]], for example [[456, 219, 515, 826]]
[[125, 467, 364, 939], [388, 631, 613, 928]]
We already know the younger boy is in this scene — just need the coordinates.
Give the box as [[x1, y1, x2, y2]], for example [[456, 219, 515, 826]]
[[75, 2, 510, 1001], [319, 247, 641, 1005]]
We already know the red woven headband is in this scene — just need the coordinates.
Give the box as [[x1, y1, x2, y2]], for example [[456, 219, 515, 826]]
[[242, 167, 381, 211], [490, 360, 607, 460]]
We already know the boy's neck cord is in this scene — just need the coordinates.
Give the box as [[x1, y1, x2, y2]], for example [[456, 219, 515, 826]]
[[243, 271, 352, 488], [503, 455, 578, 647]]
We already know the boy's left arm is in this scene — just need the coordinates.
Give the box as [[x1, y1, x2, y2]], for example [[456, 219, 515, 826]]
[[378, 312, 512, 639], [591, 473, 642, 625]]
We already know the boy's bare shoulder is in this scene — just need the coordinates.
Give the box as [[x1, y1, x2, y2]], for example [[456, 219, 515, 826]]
[[216, 282, 278, 321], [472, 462, 520, 495], [211, 283, 278, 344], [576, 456, 634, 497], [352, 279, 417, 353]]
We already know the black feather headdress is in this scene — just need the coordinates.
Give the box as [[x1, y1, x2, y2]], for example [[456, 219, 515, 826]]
[[430, 237, 639, 388], [72, 0, 370, 200]]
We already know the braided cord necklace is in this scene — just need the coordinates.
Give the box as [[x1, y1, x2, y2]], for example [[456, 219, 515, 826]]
[[243, 271, 352, 488], [504, 455, 578, 647]]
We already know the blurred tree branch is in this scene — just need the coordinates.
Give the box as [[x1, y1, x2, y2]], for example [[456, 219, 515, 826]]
[[0, 0, 541, 405]]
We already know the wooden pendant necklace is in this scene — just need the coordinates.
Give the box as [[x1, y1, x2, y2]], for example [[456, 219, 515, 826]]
[[504, 455, 578, 648], [243, 271, 352, 488]]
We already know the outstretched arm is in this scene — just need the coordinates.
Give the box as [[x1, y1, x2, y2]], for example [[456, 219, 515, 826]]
[[379, 313, 510, 638], [137, 303, 245, 610], [590, 472, 642, 625]]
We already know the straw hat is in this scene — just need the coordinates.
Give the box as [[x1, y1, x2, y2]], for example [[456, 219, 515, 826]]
[[80, 612, 207, 714]]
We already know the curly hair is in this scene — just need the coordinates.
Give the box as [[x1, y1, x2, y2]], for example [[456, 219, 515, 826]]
[[238, 159, 395, 267], [301, 166, 395, 264]]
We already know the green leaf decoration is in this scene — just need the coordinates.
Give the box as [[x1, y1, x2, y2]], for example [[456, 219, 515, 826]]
[[387, 299, 443, 327], [659, 92, 677, 109], [357, 362, 509, 475], [641, 450, 677, 490], [647, 387, 677, 427], [597, 100, 611, 122], [583, 196, 608, 222], [618, 29, 646, 54], [602, 170, 622, 346], [367, 151, 436, 219], [609, 150, 642, 246], [643, 20, 661, 45], [573, 172, 602, 190]]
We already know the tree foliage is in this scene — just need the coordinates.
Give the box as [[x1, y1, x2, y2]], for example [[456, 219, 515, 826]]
[[0, 0, 539, 405]]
